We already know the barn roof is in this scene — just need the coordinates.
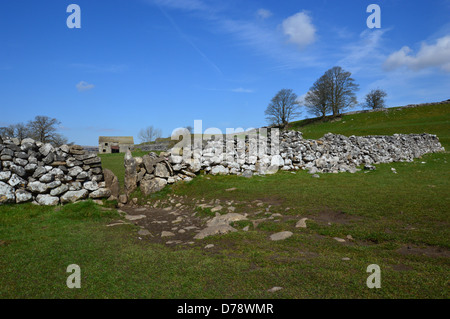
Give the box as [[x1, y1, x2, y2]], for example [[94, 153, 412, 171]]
[[98, 136, 134, 144]]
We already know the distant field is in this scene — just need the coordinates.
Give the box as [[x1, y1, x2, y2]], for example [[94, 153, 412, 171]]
[[99, 151, 154, 188]]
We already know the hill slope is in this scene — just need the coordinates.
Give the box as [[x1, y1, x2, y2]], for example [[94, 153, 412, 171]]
[[289, 103, 450, 149]]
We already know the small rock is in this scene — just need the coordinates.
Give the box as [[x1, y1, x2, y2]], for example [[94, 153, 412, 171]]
[[125, 214, 146, 221], [270, 231, 293, 241], [138, 229, 151, 236], [342, 257, 351, 261], [118, 194, 128, 204], [211, 205, 223, 213], [333, 237, 346, 243], [194, 224, 237, 239], [204, 244, 214, 249], [225, 188, 237, 192], [161, 231, 175, 238], [267, 287, 283, 293], [295, 218, 309, 228]]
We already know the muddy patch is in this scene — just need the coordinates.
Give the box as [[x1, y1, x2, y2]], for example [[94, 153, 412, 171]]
[[397, 245, 450, 258], [120, 205, 206, 246], [391, 264, 414, 272], [307, 208, 361, 225]]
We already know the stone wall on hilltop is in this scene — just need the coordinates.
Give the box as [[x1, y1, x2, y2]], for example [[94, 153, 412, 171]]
[[122, 130, 445, 198], [0, 137, 111, 205]]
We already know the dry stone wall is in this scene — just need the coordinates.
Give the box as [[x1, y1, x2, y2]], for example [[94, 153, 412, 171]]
[[124, 130, 445, 197], [0, 137, 111, 205]]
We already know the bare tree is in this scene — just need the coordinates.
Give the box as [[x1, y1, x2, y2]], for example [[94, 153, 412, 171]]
[[13, 123, 30, 140], [265, 89, 301, 127], [363, 89, 387, 109], [0, 125, 15, 139], [50, 133, 69, 147], [0, 123, 29, 139], [27, 116, 61, 143], [138, 126, 162, 143], [322, 66, 359, 116], [303, 75, 331, 118]]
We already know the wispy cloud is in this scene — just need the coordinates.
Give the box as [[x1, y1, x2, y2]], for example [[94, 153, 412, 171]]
[[146, 0, 321, 71], [336, 29, 389, 76], [384, 35, 450, 72], [231, 87, 254, 93], [201, 87, 254, 93], [157, 6, 223, 75], [76, 81, 95, 92], [256, 9, 272, 19], [150, 0, 209, 12]]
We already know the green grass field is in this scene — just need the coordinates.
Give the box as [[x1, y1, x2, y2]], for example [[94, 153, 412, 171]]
[[290, 103, 450, 149], [0, 103, 449, 298]]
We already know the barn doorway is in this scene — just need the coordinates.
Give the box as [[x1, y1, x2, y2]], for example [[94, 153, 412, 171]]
[[111, 146, 119, 153]]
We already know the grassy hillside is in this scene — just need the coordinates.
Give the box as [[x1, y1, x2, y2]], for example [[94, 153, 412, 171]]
[[1, 102, 448, 299], [289, 103, 450, 149]]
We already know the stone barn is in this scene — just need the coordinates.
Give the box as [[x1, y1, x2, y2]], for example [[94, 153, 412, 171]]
[[98, 136, 134, 154]]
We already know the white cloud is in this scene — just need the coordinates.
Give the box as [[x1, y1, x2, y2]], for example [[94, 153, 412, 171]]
[[384, 35, 450, 72], [76, 81, 95, 92], [256, 8, 272, 19], [281, 11, 316, 49]]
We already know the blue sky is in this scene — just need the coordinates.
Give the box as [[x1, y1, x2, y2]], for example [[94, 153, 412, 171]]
[[1, 0, 449, 145]]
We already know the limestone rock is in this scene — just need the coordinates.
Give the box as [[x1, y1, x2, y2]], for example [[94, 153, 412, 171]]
[[124, 150, 137, 194], [211, 165, 228, 175], [36, 194, 60, 206], [50, 184, 69, 196], [89, 188, 112, 199], [207, 213, 247, 227], [8, 174, 26, 188], [161, 231, 175, 238], [15, 189, 33, 203], [83, 181, 99, 191], [270, 231, 293, 241], [0, 171, 12, 182], [60, 189, 88, 204], [0, 182, 15, 203], [242, 170, 253, 178], [118, 194, 128, 204], [155, 162, 170, 178], [296, 218, 309, 228], [194, 224, 237, 239], [103, 168, 120, 198], [140, 177, 167, 196], [27, 181, 49, 194]]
